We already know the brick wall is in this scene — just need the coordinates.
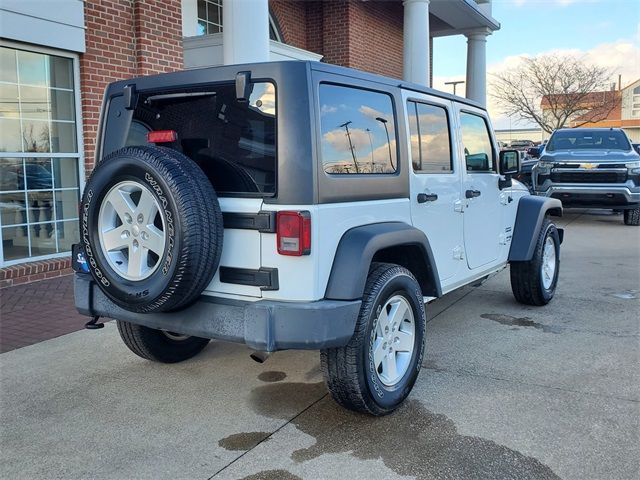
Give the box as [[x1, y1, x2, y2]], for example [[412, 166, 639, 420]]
[[270, 0, 403, 79], [81, 0, 182, 173]]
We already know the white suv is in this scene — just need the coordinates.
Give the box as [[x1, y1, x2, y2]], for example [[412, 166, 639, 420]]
[[74, 61, 563, 415]]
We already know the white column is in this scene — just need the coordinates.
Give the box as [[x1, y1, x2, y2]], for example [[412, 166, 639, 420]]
[[465, 28, 491, 106], [223, 0, 269, 65], [403, 0, 430, 86]]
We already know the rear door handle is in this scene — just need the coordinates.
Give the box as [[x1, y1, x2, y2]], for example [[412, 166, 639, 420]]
[[417, 193, 438, 203], [465, 189, 481, 199]]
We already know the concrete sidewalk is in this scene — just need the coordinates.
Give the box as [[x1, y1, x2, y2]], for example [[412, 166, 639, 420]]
[[1, 210, 639, 480]]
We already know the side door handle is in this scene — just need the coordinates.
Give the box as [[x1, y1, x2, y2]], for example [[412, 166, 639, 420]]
[[417, 193, 438, 203], [465, 189, 481, 199]]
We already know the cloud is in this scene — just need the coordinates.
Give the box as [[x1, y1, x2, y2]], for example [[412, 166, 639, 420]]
[[323, 127, 372, 153], [358, 105, 385, 121], [321, 104, 337, 115]]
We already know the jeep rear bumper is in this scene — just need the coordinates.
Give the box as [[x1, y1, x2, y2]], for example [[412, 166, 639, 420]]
[[74, 274, 360, 352]]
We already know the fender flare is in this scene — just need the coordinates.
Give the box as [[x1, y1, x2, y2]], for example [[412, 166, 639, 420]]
[[509, 196, 563, 262], [324, 222, 442, 301]]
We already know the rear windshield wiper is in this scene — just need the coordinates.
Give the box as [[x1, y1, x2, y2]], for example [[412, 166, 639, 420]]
[[145, 91, 217, 104]]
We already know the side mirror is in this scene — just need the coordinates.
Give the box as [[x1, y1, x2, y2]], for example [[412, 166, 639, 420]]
[[499, 149, 520, 175], [235, 71, 253, 103]]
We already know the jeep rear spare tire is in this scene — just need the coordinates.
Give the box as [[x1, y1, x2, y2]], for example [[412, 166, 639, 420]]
[[81, 146, 223, 313]]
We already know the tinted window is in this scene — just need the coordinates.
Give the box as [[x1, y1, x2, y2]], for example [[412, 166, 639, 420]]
[[319, 84, 397, 174], [127, 82, 276, 196], [408, 101, 452, 173], [460, 112, 495, 172], [546, 130, 631, 151]]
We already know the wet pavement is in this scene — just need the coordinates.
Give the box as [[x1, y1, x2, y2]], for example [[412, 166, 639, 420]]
[[1, 210, 638, 480]]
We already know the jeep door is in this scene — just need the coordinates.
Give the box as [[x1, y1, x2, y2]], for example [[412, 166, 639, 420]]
[[455, 108, 503, 270], [405, 95, 464, 282]]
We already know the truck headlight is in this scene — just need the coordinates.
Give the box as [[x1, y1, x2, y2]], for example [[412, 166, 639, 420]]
[[535, 161, 553, 175], [626, 161, 640, 174]]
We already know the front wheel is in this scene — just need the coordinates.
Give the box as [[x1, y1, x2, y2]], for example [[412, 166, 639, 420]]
[[117, 321, 210, 363], [623, 207, 640, 226], [321, 263, 426, 416], [510, 218, 560, 306]]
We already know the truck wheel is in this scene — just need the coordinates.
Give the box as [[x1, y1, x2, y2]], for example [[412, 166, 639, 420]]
[[623, 208, 640, 226], [117, 320, 210, 363], [80, 146, 223, 313], [320, 263, 426, 416], [510, 218, 560, 306]]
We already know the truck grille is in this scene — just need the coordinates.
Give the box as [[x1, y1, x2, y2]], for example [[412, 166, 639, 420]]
[[550, 171, 626, 183]]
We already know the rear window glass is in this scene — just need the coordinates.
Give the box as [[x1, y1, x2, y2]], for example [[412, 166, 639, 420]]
[[126, 82, 276, 196], [319, 84, 397, 175], [546, 130, 630, 151]]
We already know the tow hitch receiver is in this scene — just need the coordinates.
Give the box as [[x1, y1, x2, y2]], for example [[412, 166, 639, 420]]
[[85, 315, 104, 330]]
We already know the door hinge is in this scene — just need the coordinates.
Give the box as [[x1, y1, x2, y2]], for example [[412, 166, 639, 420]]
[[454, 200, 464, 213], [453, 246, 465, 260], [500, 193, 509, 205], [499, 233, 508, 245]]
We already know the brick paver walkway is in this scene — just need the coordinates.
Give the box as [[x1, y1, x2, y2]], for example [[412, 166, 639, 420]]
[[0, 275, 86, 353]]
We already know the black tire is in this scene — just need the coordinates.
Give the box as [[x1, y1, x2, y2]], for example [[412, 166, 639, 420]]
[[320, 263, 426, 416], [510, 218, 560, 306], [117, 320, 210, 363], [80, 146, 223, 313], [623, 208, 640, 226]]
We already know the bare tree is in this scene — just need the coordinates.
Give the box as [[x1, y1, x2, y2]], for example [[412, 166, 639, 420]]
[[490, 54, 619, 134]]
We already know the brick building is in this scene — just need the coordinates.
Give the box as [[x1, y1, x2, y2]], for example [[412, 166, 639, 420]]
[[0, 0, 499, 286]]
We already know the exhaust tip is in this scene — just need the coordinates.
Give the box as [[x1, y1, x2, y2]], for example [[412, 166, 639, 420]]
[[249, 351, 271, 364]]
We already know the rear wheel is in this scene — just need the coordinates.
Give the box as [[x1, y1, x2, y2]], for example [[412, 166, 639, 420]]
[[321, 263, 426, 416], [117, 320, 210, 363], [623, 207, 640, 226]]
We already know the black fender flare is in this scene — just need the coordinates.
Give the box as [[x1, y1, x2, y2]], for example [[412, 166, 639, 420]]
[[324, 222, 442, 301], [509, 196, 563, 262]]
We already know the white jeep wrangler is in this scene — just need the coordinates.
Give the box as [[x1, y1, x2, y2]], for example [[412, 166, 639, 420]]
[[74, 61, 563, 415]]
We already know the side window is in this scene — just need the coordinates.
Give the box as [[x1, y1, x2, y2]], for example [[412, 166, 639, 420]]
[[407, 101, 453, 173], [459, 112, 495, 172], [319, 84, 397, 174]]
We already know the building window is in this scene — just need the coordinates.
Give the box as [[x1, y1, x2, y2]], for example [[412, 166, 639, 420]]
[[195, 0, 282, 40], [319, 84, 397, 175], [0, 46, 81, 265], [197, 0, 223, 35]]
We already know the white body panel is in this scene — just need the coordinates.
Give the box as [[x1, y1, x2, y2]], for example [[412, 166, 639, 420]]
[[205, 197, 263, 297], [402, 91, 465, 283]]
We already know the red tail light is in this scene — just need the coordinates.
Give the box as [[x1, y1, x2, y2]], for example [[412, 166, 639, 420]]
[[147, 130, 177, 143], [277, 211, 311, 256]]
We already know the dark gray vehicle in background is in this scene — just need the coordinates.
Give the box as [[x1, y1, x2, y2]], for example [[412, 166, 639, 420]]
[[533, 128, 640, 225]]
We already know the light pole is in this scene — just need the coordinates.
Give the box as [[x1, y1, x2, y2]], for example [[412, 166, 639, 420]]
[[339, 121, 359, 174], [365, 128, 374, 172], [376, 117, 394, 171], [444, 80, 465, 96]]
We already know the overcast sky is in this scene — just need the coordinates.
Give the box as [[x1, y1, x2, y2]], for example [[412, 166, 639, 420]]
[[432, 0, 640, 129]]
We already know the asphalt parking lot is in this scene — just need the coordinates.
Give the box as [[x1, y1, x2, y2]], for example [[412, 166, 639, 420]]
[[1, 210, 638, 480]]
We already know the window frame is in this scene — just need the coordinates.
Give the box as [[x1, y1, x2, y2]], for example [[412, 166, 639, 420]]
[[0, 40, 85, 267], [407, 99, 454, 175], [459, 109, 497, 174], [318, 81, 400, 176]]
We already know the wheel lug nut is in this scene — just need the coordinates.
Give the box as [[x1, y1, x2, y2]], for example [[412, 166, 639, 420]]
[[137, 213, 144, 224], [122, 230, 130, 238], [124, 213, 132, 224], [141, 231, 149, 241], [133, 239, 139, 248]]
